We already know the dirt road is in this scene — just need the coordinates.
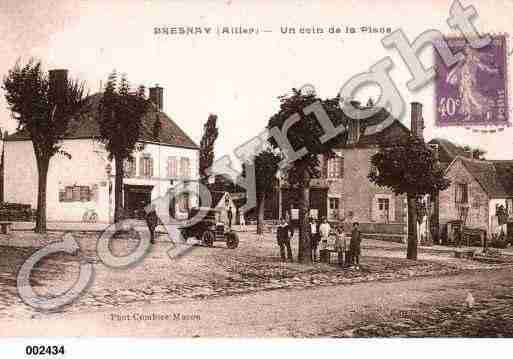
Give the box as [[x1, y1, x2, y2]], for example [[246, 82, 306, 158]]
[[3, 267, 512, 337]]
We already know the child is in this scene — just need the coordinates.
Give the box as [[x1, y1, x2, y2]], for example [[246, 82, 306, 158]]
[[334, 225, 346, 267], [319, 217, 331, 250], [239, 210, 247, 232]]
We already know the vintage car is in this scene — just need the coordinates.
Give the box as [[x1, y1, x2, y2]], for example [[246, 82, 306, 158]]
[[179, 207, 239, 249]]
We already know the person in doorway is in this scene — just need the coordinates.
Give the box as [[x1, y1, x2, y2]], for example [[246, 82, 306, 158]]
[[238, 209, 247, 232], [309, 217, 320, 262], [350, 222, 362, 269], [145, 204, 159, 244], [227, 206, 233, 229], [276, 218, 293, 262]]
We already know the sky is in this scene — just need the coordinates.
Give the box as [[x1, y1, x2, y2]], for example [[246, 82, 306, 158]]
[[1, 0, 513, 162]]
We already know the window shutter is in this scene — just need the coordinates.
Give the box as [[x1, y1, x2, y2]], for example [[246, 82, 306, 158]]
[[139, 157, 144, 177], [184, 158, 190, 178], [130, 160, 136, 177], [149, 157, 154, 177], [371, 196, 378, 222]]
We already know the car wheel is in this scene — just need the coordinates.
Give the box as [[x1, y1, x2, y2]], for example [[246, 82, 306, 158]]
[[226, 232, 239, 249], [202, 230, 215, 247]]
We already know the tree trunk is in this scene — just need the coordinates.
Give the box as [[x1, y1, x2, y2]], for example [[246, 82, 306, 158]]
[[256, 193, 265, 235], [34, 157, 50, 234], [297, 173, 312, 264], [432, 191, 440, 244], [406, 193, 418, 260], [114, 156, 124, 223]]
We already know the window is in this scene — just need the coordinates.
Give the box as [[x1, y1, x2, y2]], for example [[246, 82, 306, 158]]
[[59, 185, 92, 202], [123, 159, 136, 178], [327, 155, 343, 178], [72, 186, 80, 201], [329, 198, 339, 210], [373, 194, 394, 223], [177, 193, 189, 213], [455, 183, 469, 204], [80, 186, 91, 201], [180, 157, 191, 179], [377, 198, 390, 223], [328, 197, 340, 220], [140, 155, 153, 177], [168, 156, 178, 178]]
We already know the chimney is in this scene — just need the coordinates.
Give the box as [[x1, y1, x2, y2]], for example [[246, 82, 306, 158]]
[[49, 69, 68, 104], [411, 102, 424, 139], [429, 143, 439, 162], [149, 85, 164, 111]]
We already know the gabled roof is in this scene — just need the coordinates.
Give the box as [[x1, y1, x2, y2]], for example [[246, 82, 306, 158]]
[[428, 138, 468, 159], [5, 93, 199, 149], [447, 156, 513, 198], [333, 106, 411, 148]]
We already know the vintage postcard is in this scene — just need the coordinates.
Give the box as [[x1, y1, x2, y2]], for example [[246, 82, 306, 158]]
[[1, 0, 513, 357]]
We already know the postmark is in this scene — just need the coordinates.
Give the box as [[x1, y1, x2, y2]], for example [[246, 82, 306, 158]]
[[435, 35, 509, 128]]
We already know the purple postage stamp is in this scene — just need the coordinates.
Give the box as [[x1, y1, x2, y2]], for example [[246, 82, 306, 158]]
[[435, 35, 509, 127]]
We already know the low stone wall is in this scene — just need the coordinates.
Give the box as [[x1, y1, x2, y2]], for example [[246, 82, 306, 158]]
[[358, 222, 406, 235]]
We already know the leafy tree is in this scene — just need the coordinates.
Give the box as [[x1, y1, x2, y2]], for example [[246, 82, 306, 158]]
[[3, 60, 86, 233], [199, 114, 219, 185], [251, 149, 282, 235], [267, 89, 346, 263], [369, 135, 450, 260], [97, 71, 151, 223]]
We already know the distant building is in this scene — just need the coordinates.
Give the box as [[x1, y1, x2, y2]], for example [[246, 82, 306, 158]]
[[3, 73, 199, 223], [440, 156, 513, 240]]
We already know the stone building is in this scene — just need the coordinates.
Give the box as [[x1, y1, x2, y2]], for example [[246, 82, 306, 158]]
[[266, 101, 425, 239], [440, 156, 513, 240]]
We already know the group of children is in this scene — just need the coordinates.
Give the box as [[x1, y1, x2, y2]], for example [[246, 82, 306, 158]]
[[276, 216, 362, 269], [310, 217, 361, 269]]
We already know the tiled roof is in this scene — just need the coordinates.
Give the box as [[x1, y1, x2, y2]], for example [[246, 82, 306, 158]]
[[490, 160, 513, 196], [428, 138, 471, 169], [457, 157, 513, 198], [333, 106, 410, 148], [5, 93, 199, 149]]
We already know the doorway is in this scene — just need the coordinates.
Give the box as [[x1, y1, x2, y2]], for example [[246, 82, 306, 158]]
[[124, 185, 153, 219]]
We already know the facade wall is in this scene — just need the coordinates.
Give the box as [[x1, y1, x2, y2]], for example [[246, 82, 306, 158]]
[[439, 160, 489, 232], [4, 139, 199, 223], [4, 140, 39, 207], [340, 147, 406, 232]]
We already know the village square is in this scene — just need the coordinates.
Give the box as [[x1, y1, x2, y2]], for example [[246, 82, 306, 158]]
[[1, 0, 513, 341]]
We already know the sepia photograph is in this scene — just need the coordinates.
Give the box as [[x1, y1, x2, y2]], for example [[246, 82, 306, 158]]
[[1, 0, 513, 357]]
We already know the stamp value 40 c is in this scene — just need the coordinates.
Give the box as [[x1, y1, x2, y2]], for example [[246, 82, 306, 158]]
[[436, 35, 509, 128]]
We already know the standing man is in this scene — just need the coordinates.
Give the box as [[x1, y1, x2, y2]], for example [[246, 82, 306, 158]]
[[343, 214, 353, 266], [145, 204, 159, 244], [227, 206, 233, 229], [276, 218, 293, 262], [350, 222, 362, 269], [309, 217, 320, 262]]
